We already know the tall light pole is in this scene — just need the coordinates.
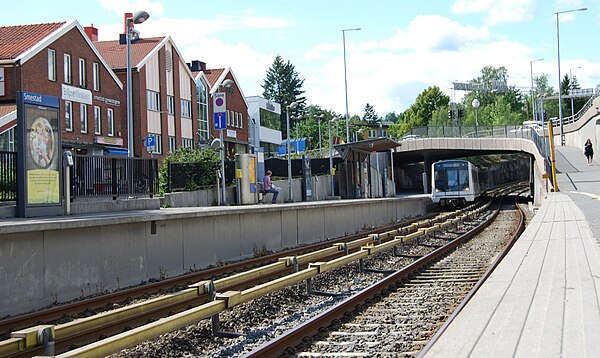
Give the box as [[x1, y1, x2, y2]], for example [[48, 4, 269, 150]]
[[126, 10, 150, 157], [315, 114, 325, 153], [329, 117, 338, 196], [293, 114, 304, 154], [529, 58, 543, 122], [556, 7, 587, 146], [342, 28, 361, 143], [286, 101, 298, 202], [569, 66, 581, 118], [218, 79, 234, 205]]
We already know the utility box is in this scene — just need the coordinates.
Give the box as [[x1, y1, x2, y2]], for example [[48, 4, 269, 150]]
[[301, 154, 313, 201], [235, 153, 257, 204]]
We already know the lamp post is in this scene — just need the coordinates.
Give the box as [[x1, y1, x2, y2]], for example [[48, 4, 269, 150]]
[[217, 79, 234, 205], [292, 114, 304, 154], [329, 117, 338, 196], [529, 58, 543, 122], [569, 66, 581, 118], [556, 7, 587, 146], [315, 114, 325, 154], [286, 101, 299, 202], [126, 11, 150, 157], [342, 28, 361, 142], [472, 98, 480, 136]]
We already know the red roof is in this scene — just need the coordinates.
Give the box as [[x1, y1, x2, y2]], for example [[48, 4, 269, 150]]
[[203, 68, 225, 88], [0, 103, 16, 117], [0, 22, 65, 60], [94, 37, 164, 69]]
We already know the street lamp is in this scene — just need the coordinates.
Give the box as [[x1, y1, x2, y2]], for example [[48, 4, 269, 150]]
[[342, 27, 361, 143], [569, 66, 581, 118], [126, 10, 150, 157], [315, 114, 325, 154], [329, 116, 338, 196], [286, 101, 299, 202], [529, 58, 543, 122], [472, 98, 480, 136], [556, 7, 587, 146], [292, 114, 304, 154], [218, 79, 234, 205]]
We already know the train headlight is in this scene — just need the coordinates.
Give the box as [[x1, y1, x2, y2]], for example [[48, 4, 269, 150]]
[[464, 187, 470, 191], [435, 188, 440, 192]]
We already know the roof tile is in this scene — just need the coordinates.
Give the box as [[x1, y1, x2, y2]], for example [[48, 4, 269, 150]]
[[0, 22, 66, 60], [94, 37, 164, 69]]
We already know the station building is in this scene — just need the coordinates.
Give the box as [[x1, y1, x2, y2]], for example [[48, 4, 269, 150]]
[[0, 21, 125, 155], [246, 95, 282, 157]]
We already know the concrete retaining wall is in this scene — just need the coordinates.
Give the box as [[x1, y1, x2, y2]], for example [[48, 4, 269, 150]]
[[0, 196, 429, 317]]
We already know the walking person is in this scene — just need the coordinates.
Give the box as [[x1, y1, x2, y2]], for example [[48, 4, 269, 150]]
[[584, 138, 594, 165], [262, 170, 280, 204]]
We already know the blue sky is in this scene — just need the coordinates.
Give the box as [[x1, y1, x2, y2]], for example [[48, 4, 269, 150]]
[[3, 0, 600, 117]]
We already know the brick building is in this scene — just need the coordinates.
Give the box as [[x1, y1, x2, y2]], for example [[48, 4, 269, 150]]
[[92, 20, 197, 159], [0, 21, 125, 155]]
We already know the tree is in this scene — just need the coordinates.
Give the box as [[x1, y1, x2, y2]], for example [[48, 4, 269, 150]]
[[384, 112, 400, 123], [390, 86, 450, 135], [362, 103, 378, 123], [262, 55, 306, 138]]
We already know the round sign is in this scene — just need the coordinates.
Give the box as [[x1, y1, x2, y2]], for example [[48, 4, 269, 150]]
[[215, 98, 224, 107]]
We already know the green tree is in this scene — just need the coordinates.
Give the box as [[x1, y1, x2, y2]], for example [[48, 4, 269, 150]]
[[535, 74, 558, 121], [363, 103, 378, 123], [262, 55, 306, 138], [384, 112, 400, 123], [390, 85, 450, 135]]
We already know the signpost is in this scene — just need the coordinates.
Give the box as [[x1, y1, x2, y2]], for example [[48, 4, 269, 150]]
[[145, 135, 155, 154], [214, 92, 227, 204]]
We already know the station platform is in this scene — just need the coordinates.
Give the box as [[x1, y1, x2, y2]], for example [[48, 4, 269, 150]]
[[425, 144, 600, 357]]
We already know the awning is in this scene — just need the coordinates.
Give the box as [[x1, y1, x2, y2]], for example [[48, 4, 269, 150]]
[[104, 147, 129, 155], [334, 137, 402, 161]]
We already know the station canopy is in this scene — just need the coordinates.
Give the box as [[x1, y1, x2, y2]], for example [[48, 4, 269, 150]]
[[334, 137, 401, 161]]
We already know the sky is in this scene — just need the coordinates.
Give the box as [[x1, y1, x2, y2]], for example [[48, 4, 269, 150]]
[[3, 0, 600, 117]]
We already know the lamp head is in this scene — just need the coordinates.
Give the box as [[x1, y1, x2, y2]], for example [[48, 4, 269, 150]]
[[132, 11, 150, 24], [332, 116, 338, 123], [288, 101, 299, 110]]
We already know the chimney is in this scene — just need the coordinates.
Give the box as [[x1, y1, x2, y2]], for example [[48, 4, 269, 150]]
[[84, 25, 98, 41], [188, 60, 206, 72], [123, 12, 133, 34]]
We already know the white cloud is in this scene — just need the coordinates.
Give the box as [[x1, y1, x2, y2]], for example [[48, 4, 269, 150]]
[[452, 0, 535, 25], [98, 0, 165, 17]]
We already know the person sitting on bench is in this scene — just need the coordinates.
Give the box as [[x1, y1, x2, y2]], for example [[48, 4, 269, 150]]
[[262, 170, 279, 204]]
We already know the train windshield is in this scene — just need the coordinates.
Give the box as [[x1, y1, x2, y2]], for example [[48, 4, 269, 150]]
[[434, 162, 469, 192]]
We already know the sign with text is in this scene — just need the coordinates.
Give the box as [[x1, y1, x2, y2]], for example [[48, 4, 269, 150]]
[[213, 92, 226, 130], [214, 112, 226, 130]]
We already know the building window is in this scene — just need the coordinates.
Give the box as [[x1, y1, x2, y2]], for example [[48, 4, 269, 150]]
[[227, 110, 231, 126], [0, 127, 15, 151], [180, 99, 192, 118], [196, 78, 209, 143], [168, 136, 176, 152], [239, 112, 243, 129], [94, 105, 101, 134], [150, 133, 162, 154], [80, 104, 87, 133], [65, 101, 73, 131], [78, 58, 86, 88], [63, 53, 72, 84], [182, 138, 193, 148], [369, 129, 376, 138], [107, 108, 114, 137], [48, 49, 56, 81], [93, 62, 100, 91], [167, 95, 175, 115], [146, 90, 160, 111]]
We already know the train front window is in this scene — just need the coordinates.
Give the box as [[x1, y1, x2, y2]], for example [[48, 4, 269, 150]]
[[435, 165, 469, 192]]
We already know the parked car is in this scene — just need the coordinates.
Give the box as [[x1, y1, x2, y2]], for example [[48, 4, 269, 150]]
[[510, 121, 543, 134]]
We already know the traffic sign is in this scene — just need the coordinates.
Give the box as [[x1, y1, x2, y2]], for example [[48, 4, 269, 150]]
[[213, 92, 226, 112], [214, 112, 227, 130], [145, 135, 156, 152]]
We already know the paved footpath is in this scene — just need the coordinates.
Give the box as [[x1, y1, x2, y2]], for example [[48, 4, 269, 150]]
[[425, 144, 600, 357]]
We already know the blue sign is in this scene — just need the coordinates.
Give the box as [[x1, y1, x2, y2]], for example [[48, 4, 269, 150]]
[[145, 135, 155, 148], [22, 91, 60, 108], [214, 112, 227, 130]]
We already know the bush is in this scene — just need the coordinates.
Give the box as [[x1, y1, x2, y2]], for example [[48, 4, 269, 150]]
[[159, 147, 220, 195]]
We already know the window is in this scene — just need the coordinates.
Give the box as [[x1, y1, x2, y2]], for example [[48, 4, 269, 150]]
[[150, 134, 162, 154], [369, 129, 376, 138], [180, 99, 192, 118], [63, 53, 72, 84], [94, 105, 101, 134], [64, 101, 73, 131], [107, 108, 114, 137], [239, 112, 243, 129], [168, 136, 176, 152], [146, 90, 160, 111], [78, 58, 86, 87], [93, 62, 100, 91], [196, 78, 209, 143], [167, 95, 175, 115], [0, 127, 15, 151], [182, 138, 193, 148], [227, 110, 231, 126], [80, 104, 88, 133], [48, 49, 56, 81]]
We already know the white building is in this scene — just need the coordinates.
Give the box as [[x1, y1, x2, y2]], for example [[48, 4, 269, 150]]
[[246, 96, 281, 157]]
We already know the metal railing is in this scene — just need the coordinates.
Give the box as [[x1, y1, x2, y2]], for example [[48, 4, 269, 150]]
[[71, 155, 158, 198], [551, 87, 600, 127], [0, 151, 17, 201]]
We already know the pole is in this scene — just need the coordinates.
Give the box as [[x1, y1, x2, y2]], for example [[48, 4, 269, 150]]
[[286, 107, 293, 202], [126, 18, 134, 157], [318, 117, 322, 154], [220, 129, 226, 205], [390, 148, 395, 196], [570, 68, 575, 118], [295, 116, 299, 154], [530, 61, 536, 122], [343, 30, 349, 142], [329, 120, 334, 196], [556, 13, 564, 146]]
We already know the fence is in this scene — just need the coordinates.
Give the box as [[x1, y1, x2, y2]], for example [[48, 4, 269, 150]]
[[0, 151, 16, 201], [71, 154, 159, 198]]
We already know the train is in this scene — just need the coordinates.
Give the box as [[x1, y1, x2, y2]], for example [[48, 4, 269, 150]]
[[431, 159, 486, 206]]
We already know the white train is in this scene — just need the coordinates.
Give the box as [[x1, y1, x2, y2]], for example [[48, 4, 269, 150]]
[[431, 159, 485, 206]]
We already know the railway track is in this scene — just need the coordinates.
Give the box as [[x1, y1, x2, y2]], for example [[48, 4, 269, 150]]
[[0, 186, 523, 357], [246, 190, 525, 357]]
